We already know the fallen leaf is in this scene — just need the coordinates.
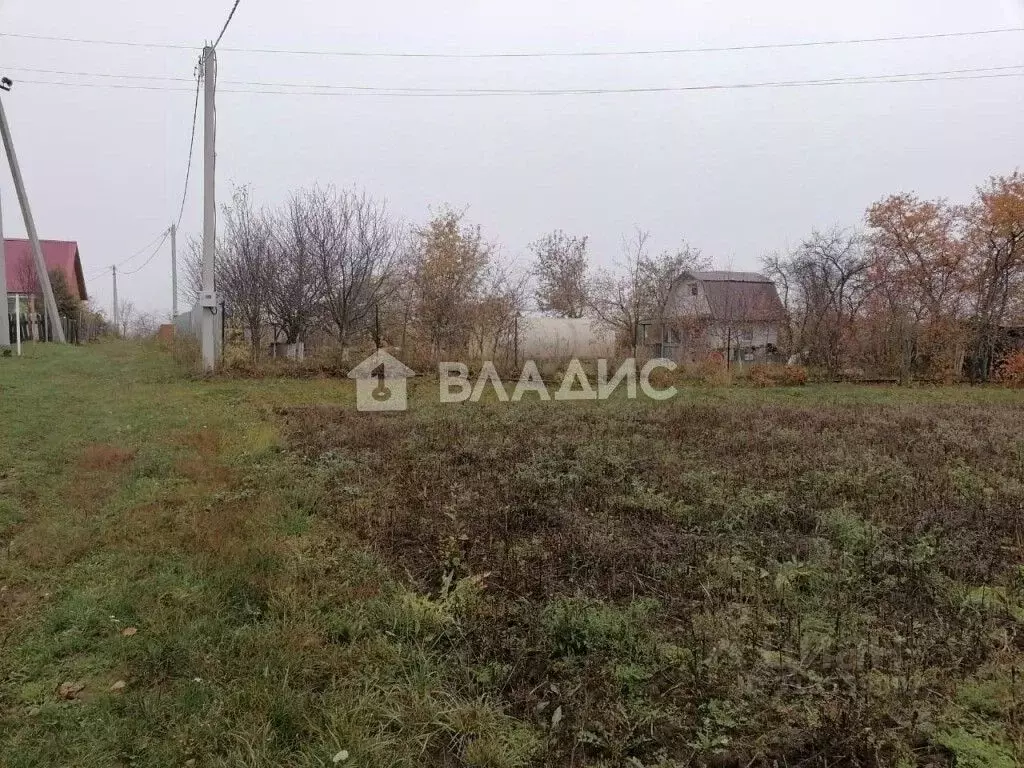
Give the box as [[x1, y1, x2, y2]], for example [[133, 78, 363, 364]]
[[121, 627, 138, 637], [332, 750, 350, 763], [551, 705, 563, 728], [110, 680, 127, 693]]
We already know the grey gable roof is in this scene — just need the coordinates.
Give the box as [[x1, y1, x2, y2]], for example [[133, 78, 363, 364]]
[[673, 270, 786, 324], [692, 271, 772, 284]]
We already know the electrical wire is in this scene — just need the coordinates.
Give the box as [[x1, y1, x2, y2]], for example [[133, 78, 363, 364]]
[[120, 230, 170, 276], [83, 228, 171, 282], [0, 26, 1021, 58], [0, 65, 195, 83], [176, 67, 202, 229], [213, 0, 244, 49], [113, 230, 169, 269], [0, 32, 194, 51], [5, 66, 1024, 97], [3, 62, 1023, 94]]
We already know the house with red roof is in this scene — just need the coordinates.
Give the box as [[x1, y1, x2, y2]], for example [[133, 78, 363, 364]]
[[4, 238, 88, 306]]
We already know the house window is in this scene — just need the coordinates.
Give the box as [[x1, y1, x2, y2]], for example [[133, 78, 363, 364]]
[[739, 328, 754, 345], [690, 284, 699, 297]]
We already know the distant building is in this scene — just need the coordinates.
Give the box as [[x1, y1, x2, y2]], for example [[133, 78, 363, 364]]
[[640, 271, 787, 365], [518, 315, 618, 360], [4, 238, 88, 305], [4, 239, 88, 340]]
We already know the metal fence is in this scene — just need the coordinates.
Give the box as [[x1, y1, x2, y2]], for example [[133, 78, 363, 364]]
[[172, 302, 225, 358]]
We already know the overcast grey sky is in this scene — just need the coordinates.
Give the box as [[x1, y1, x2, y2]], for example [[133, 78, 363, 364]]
[[1, 0, 1022, 318]]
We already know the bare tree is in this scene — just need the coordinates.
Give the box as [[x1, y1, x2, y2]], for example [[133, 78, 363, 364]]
[[116, 300, 136, 338], [530, 230, 589, 317], [468, 264, 529, 366], [265, 193, 325, 346], [765, 228, 870, 373], [589, 229, 651, 356], [589, 231, 707, 356], [15, 262, 80, 319], [641, 243, 709, 332], [218, 186, 274, 357], [16, 258, 40, 298], [129, 311, 162, 338], [181, 235, 205, 309], [303, 186, 402, 349]]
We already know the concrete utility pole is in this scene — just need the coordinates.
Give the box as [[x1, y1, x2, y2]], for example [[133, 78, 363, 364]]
[[0, 190, 9, 349], [0, 80, 65, 343], [199, 46, 218, 372], [170, 223, 178, 320], [111, 265, 118, 336]]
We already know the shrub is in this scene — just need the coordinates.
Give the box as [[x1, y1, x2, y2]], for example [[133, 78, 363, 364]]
[[746, 363, 808, 387], [216, 344, 359, 379], [779, 364, 809, 386], [748, 363, 772, 388], [646, 364, 678, 390], [996, 350, 1024, 388], [697, 352, 730, 387]]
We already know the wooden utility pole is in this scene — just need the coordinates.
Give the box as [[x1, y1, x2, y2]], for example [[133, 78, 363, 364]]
[[199, 46, 218, 372], [0, 79, 65, 343]]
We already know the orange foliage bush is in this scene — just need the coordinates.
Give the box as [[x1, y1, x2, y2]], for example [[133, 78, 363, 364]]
[[697, 352, 730, 387], [748, 363, 808, 388], [997, 350, 1024, 388]]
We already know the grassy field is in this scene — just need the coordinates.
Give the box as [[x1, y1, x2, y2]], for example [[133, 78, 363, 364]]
[[2, 343, 1024, 767]]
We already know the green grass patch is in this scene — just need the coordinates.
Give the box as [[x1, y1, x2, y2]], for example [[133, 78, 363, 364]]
[[3, 342, 1024, 765]]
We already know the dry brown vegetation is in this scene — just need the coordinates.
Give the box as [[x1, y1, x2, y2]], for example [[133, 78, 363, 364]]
[[8, 344, 1024, 768], [77, 443, 137, 472], [283, 398, 1024, 766]]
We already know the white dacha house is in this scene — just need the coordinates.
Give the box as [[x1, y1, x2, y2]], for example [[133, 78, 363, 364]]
[[639, 271, 787, 366]]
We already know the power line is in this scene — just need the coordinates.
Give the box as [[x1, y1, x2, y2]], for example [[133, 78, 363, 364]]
[[83, 228, 169, 282], [214, 0, 244, 49], [3, 62, 1023, 93], [225, 26, 1024, 59], [176, 68, 202, 228], [0, 26, 1021, 59], [0, 32, 194, 51], [83, 227, 166, 278], [120, 229, 170, 276], [5, 66, 1024, 97], [0, 65, 194, 83], [115, 230, 169, 269]]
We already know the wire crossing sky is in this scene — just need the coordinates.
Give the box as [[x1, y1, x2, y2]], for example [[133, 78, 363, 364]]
[[0, 0, 1021, 319], [0, 25, 1021, 58]]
